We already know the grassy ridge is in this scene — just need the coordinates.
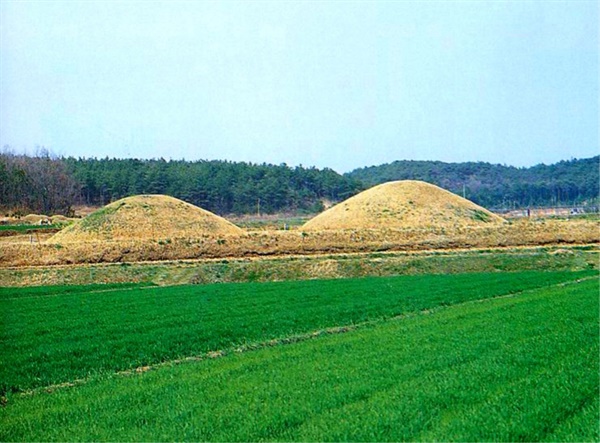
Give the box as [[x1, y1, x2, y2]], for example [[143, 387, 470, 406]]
[[1, 278, 597, 441], [0, 270, 594, 394]]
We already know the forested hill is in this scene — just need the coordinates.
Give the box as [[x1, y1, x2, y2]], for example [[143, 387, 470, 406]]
[[1, 152, 598, 216], [346, 156, 599, 209]]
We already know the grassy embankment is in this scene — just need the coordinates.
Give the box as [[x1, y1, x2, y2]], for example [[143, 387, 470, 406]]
[[2, 218, 598, 267], [0, 273, 597, 441], [0, 246, 597, 287]]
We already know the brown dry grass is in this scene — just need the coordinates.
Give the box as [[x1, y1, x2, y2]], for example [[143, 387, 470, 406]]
[[1, 218, 597, 267], [303, 180, 506, 230], [72, 205, 100, 218], [0, 214, 76, 226], [51, 195, 243, 243], [0, 232, 55, 244]]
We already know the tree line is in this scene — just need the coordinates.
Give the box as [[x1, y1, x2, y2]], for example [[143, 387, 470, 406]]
[[65, 156, 363, 215], [1, 150, 362, 216], [346, 157, 600, 210], [1, 148, 598, 216]]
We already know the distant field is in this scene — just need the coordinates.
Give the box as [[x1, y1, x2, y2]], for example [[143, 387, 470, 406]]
[[1, 273, 597, 441]]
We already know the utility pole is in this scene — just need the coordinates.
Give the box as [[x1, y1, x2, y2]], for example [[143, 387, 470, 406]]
[[257, 198, 261, 217], [463, 184, 466, 199]]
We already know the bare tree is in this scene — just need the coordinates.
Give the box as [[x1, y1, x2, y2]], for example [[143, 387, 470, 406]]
[[0, 147, 80, 216]]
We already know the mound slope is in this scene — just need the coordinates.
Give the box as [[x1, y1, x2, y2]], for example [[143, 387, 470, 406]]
[[51, 195, 242, 242], [303, 180, 505, 231]]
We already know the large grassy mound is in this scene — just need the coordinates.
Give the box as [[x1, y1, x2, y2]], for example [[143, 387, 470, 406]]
[[303, 180, 505, 231], [51, 195, 242, 242]]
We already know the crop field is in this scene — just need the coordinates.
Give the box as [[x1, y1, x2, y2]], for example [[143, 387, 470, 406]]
[[1, 269, 598, 441], [0, 270, 593, 393]]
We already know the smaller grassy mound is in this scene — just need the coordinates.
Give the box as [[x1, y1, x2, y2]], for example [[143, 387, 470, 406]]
[[303, 180, 506, 231], [50, 195, 242, 242]]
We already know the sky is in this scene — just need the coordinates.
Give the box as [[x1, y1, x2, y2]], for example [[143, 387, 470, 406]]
[[0, 1, 598, 173]]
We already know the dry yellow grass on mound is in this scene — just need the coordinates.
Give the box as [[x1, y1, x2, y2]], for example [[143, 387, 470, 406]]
[[303, 180, 506, 231], [50, 195, 243, 243]]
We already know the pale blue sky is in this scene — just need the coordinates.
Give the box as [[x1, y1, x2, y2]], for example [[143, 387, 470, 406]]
[[1, 1, 597, 172]]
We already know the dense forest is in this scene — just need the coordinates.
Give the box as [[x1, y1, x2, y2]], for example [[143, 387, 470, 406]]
[[1, 149, 598, 216], [65, 157, 362, 215], [347, 157, 600, 209]]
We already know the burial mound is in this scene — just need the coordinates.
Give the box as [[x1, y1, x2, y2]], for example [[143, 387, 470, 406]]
[[302, 180, 505, 231], [51, 195, 242, 242]]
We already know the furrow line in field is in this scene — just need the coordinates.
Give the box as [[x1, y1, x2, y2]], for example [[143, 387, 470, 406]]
[[0, 285, 155, 301]]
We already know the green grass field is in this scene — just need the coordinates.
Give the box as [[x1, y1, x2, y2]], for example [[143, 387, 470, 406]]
[[0, 282, 154, 300], [1, 270, 598, 441], [1, 270, 593, 394]]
